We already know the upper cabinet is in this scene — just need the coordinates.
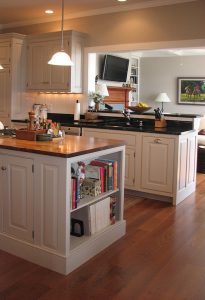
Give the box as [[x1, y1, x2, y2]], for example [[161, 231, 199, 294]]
[[27, 30, 86, 93], [0, 41, 11, 65], [0, 33, 26, 125]]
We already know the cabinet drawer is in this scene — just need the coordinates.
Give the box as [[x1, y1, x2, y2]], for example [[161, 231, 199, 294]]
[[83, 129, 136, 147]]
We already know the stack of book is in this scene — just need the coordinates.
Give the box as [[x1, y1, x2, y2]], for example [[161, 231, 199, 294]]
[[71, 159, 118, 209], [71, 196, 117, 236]]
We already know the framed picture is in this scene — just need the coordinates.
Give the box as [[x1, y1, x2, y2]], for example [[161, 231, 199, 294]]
[[177, 77, 205, 105]]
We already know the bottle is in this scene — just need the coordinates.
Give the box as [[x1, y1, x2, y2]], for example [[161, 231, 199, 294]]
[[74, 100, 80, 121]]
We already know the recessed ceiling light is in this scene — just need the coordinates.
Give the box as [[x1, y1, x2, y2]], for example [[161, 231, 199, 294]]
[[45, 10, 54, 14]]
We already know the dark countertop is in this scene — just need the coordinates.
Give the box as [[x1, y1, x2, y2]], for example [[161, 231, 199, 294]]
[[11, 112, 198, 135]]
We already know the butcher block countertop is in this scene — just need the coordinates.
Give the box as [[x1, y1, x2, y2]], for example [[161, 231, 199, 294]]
[[0, 135, 125, 158]]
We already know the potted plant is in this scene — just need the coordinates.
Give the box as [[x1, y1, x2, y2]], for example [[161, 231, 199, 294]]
[[89, 92, 104, 111], [89, 83, 109, 111]]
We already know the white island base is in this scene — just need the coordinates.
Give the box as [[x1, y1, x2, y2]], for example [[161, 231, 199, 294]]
[[0, 137, 126, 274]]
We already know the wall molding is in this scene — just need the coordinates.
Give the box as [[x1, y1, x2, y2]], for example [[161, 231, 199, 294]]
[[1, 0, 196, 30]]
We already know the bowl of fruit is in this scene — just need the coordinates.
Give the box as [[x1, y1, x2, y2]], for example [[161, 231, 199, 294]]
[[126, 102, 151, 114]]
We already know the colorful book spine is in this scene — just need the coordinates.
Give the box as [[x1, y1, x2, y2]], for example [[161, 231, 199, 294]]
[[71, 176, 77, 209], [90, 160, 108, 192], [98, 159, 118, 190]]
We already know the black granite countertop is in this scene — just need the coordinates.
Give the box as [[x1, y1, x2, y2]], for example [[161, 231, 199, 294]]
[[11, 113, 198, 135], [59, 119, 195, 135]]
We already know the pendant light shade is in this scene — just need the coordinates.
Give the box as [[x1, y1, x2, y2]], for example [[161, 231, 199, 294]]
[[48, 50, 74, 66], [0, 65, 4, 69], [48, 0, 74, 66]]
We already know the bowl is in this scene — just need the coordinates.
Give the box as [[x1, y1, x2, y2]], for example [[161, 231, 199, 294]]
[[126, 106, 151, 114], [36, 134, 53, 141]]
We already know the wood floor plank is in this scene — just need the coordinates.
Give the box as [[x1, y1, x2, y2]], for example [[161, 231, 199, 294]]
[[0, 174, 205, 300]]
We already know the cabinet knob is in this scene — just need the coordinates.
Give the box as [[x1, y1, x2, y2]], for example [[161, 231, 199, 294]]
[[154, 138, 161, 144], [1, 166, 6, 171]]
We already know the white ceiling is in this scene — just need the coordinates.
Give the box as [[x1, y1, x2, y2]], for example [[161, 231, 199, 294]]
[[0, 0, 196, 29]]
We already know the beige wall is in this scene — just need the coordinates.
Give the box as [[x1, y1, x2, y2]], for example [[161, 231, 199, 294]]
[[2, 1, 205, 117], [2, 1, 205, 47]]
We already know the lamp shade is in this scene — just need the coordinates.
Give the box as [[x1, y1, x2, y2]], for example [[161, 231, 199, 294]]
[[0, 64, 4, 69], [154, 93, 171, 103], [48, 50, 74, 66], [95, 83, 109, 97]]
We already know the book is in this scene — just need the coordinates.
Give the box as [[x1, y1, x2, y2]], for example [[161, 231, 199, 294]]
[[71, 176, 77, 209], [88, 197, 111, 234], [98, 159, 118, 190], [96, 159, 114, 191], [90, 160, 108, 192], [89, 203, 96, 235]]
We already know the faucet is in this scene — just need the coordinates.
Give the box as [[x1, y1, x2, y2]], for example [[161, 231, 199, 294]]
[[122, 108, 131, 124]]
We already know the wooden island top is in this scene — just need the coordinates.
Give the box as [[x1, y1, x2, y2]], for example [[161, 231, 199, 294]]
[[0, 135, 126, 158]]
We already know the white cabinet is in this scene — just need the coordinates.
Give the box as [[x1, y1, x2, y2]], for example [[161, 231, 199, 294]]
[[27, 30, 86, 93], [0, 66, 10, 120], [0, 41, 11, 64], [0, 154, 34, 242], [0, 33, 26, 125], [125, 148, 135, 187], [82, 127, 197, 205], [0, 144, 125, 275], [141, 135, 175, 194]]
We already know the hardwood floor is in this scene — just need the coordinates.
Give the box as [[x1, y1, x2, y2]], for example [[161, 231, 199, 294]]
[[1, 174, 205, 300]]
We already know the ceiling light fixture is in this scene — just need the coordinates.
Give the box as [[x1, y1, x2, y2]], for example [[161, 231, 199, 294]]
[[45, 10, 54, 14], [118, 0, 127, 2], [0, 65, 4, 70], [48, 0, 74, 66]]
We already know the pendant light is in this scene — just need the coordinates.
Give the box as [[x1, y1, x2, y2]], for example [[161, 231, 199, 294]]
[[48, 0, 74, 66], [0, 65, 4, 69]]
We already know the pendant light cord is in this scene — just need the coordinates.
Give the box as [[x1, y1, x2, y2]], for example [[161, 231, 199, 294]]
[[61, 0, 64, 50]]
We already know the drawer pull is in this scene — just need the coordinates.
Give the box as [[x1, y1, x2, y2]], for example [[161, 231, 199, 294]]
[[1, 166, 6, 171], [154, 138, 161, 144]]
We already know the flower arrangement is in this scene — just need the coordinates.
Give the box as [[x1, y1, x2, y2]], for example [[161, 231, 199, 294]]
[[89, 92, 104, 104]]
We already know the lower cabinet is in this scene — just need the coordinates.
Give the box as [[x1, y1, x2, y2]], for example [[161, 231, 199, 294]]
[[0, 154, 34, 242], [125, 148, 135, 188], [82, 127, 197, 205], [141, 135, 175, 194]]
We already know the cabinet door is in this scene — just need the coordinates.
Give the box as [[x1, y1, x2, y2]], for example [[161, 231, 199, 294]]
[[69, 37, 83, 93], [0, 66, 10, 119], [27, 41, 51, 89], [27, 40, 69, 91], [0, 41, 11, 65], [141, 136, 175, 193], [1, 155, 34, 243], [125, 148, 135, 189]]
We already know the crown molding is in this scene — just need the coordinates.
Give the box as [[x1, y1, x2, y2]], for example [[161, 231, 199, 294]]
[[1, 0, 196, 29]]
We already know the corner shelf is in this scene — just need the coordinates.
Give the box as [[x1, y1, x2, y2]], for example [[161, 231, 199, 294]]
[[70, 188, 119, 212]]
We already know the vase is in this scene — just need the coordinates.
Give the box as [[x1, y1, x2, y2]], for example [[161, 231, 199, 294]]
[[95, 102, 100, 111]]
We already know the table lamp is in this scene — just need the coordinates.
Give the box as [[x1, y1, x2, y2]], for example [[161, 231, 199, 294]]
[[154, 93, 171, 113], [95, 83, 109, 98]]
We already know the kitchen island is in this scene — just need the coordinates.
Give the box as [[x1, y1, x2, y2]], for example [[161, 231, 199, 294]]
[[0, 136, 126, 274], [83, 126, 197, 206]]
